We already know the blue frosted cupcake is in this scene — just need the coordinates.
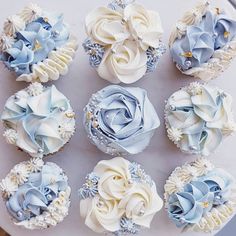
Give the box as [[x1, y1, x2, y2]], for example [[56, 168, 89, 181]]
[[169, 1, 236, 81], [1, 82, 76, 158], [164, 158, 236, 233], [83, 85, 160, 155], [0, 159, 71, 229], [0, 3, 78, 83]]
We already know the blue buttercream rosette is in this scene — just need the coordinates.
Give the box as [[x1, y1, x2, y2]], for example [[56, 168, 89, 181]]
[[83, 85, 160, 155], [169, 2, 236, 81], [0, 3, 78, 83], [165, 82, 236, 156], [0, 159, 71, 229], [164, 158, 236, 233]]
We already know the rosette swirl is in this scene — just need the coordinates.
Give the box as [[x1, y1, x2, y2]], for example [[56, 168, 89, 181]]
[[84, 85, 160, 155], [1, 83, 76, 158], [165, 160, 236, 232], [79, 157, 163, 234], [6, 162, 68, 222], [83, 1, 165, 84], [165, 82, 236, 156]]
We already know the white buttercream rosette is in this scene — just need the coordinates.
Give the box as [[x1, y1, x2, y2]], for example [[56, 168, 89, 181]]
[[1, 82, 76, 158], [83, 0, 166, 84], [164, 158, 236, 233], [0, 3, 78, 83], [0, 159, 71, 229], [79, 157, 163, 235], [169, 1, 236, 81], [165, 82, 236, 156]]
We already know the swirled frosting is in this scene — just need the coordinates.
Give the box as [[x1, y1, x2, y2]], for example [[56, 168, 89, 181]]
[[1, 83, 76, 158], [83, 85, 160, 155], [165, 82, 236, 156], [0, 160, 71, 229], [170, 9, 236, 72], [0, 3, 77, 82], [83, 1, 165, 84], [79, 157, 163, 234], [165, 158, 236, 232]]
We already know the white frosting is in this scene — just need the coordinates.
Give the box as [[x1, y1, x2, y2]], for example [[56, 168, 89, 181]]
[[167, 127, 183, 143], [0, 178, 18, 199], [18, 3, 42, 23], [10, 164, 30, 185], [16, 37, 78, 83], [169, 1, 236, 81], [3, 129, 18, 145], [26, 82, 44, 96], [27, 158, 44, 173], [58, 122, 75, 139], [3, 15, 25, 36], [97, 40, 147, 84], [0, 34, 15, 52]]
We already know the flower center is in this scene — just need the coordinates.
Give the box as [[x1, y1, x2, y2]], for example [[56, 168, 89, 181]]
[[181, 51, 193, 58], [33, 40, 42, 51]]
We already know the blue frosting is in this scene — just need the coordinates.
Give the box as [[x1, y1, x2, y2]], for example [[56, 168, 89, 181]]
[[171, 11, 236, 70], [6, 162, 68, 222], [1, 12, 69, 75], [168, 168, 234, 228]]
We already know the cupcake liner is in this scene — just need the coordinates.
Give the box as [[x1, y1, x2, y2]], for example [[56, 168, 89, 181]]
[[1, 82, 76, 158], [0, 3, 78, 83], [83, 0, 166, 84], [78, 157, 163, 235], [83, 85, 160, 155], [164, 82, 236, 156], [164, 158, 236, 233], [169, 1, 236, 81], [0, 158, 71, 229]]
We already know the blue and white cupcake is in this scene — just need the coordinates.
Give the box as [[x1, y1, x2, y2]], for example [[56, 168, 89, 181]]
[[83, 0, 166, 84], [165, 82, 236, 156], [1, 82, 76, 158], [169, 1, 236, 81], [164, 158, 236, 233], [0, 3, 78, 83], [0, 159, 71, 229], [83, 85, 160, 155], [79, 157, 163, 235]]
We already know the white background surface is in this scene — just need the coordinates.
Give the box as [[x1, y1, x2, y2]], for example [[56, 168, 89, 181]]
[[0, 0, 236, 236]]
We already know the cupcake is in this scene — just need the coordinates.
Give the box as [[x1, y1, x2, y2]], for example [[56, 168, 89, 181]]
[[164, 158, 236, 233], [83, 0, 166, 84], [165, 82, 236, 156], [169, 1, 236, 81], [0, 159, 71, 229], [1, 82, 76, 158], [0, 3, 78, 83], [79, 157, 163, 235], [83, 85, 160, 155]]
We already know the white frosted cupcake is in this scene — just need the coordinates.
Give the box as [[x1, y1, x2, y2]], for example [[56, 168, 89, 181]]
[[0, 3, 78, 83], [0, 159, 71, 229], [79, 157, 163, 235], [169, 1, 236, 81], [83, 0, 166, 84], [83, 85, 160, 155], [165, 82, 236, 156], [164, 158, 236, 233], [1, 82, 76, 158]]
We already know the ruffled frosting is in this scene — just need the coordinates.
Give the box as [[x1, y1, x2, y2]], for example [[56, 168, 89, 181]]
[[165, 159, 236, 232], [170, 3, 236, 80], [165, 82, 236, 156], [84, 2, 165, 84], [0, 160, 71, 229], [0, 3, 77, 82], [79, 157, 163, 234], [84, 85, 160, 155], [1, 83, 75, 158]]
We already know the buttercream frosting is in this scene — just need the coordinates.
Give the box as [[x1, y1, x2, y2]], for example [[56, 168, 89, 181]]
[[1, 83, 76, 158], [79, 157, 163, 234], [165, 82, 236, 156], [0, 3, 78, 82], [169, 2, 236, 81], [0, 160, 71, 229], [164, 158, 236, 233], [83, 0, 165, 84], [83, 85, 160, 155]]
